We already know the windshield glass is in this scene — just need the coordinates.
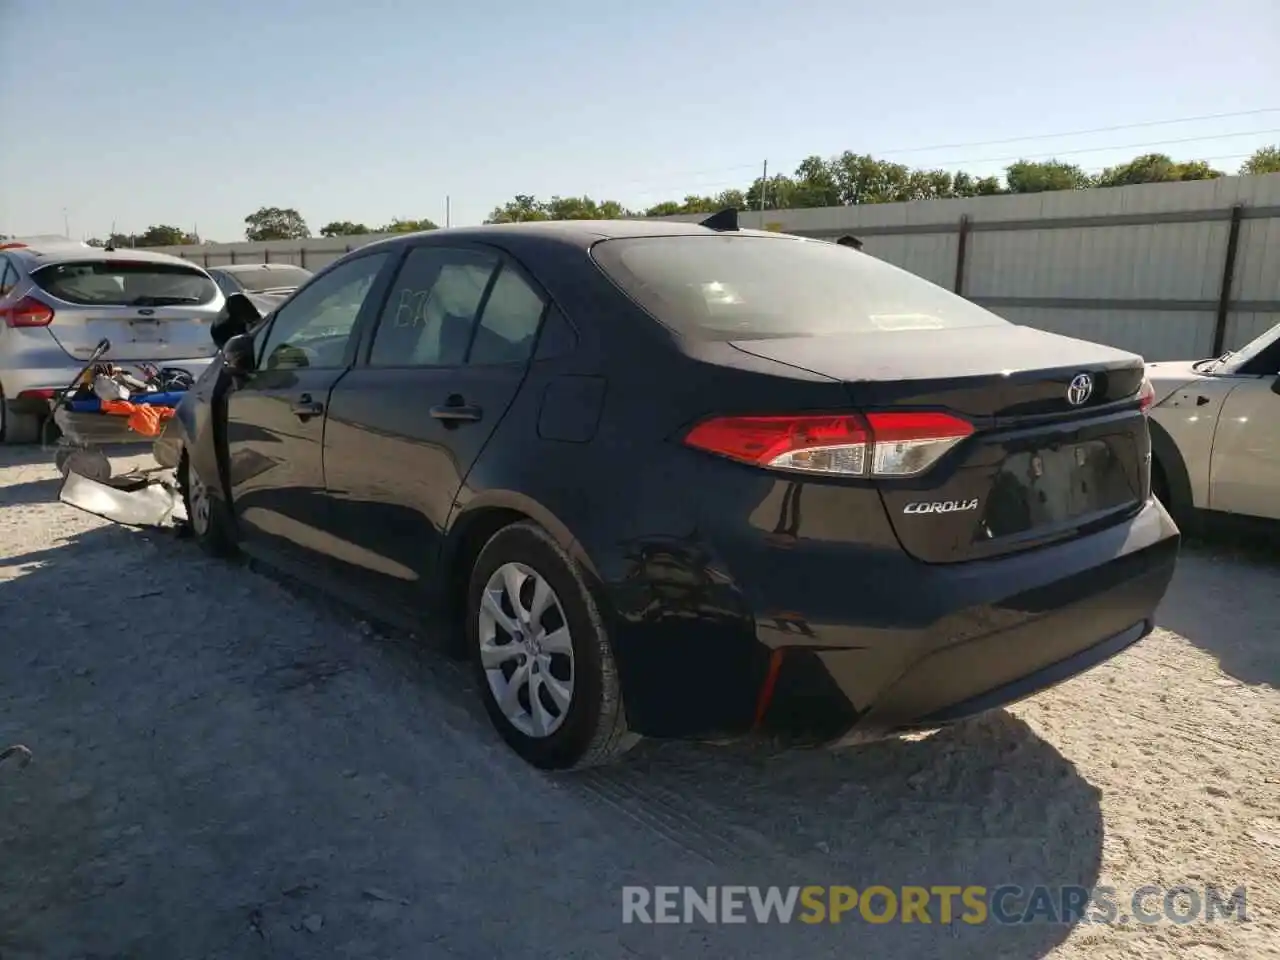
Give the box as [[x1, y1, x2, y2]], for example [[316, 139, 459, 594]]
[[591, 234, 1010, 340], [33, 260, 218, 306], [227, 266, 313, 292], [1221, 320, 1280, 372]]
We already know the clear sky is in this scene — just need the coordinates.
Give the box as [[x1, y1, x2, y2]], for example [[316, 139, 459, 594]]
[[1, 0, 1276, 242]]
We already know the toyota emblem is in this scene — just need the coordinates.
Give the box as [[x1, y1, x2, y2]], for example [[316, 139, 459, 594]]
[[1067, 373, 1094, 406]]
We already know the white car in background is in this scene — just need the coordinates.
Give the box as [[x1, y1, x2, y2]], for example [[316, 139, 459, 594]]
[[206, 263, 312, 303], [0, 238, 222, 443], [1146, 320, 1280, 530]]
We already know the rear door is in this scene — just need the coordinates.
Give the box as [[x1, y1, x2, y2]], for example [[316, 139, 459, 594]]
[[224, 249, 394, 562], [27, 257, 224, 363], [321, 242, 547, 609]]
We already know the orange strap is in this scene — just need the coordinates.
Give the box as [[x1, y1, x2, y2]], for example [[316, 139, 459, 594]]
[[99, 400, 176, 437]]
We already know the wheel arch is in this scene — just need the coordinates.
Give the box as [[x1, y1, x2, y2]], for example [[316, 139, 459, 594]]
[[438, 491, 600, 650], [1148, 417, 1195, 520]]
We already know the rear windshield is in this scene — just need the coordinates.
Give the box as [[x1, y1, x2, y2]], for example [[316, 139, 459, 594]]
[[32, 260, 218, 307], [591, 235, 1010, 340], [225, 266, 313, 292]]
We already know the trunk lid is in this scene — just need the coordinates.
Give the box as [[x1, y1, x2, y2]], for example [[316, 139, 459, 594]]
[[731, 326, 1150, 563], [30, 258, 223, 362]]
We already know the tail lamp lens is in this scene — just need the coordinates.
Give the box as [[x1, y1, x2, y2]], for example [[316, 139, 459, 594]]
[[1, 296, 55, 328], [1138, 377, 1155, 414], [683, 411, 973, 478]]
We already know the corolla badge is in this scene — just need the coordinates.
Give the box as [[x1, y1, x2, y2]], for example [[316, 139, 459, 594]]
[[1067, 373, 1094, 406], [903, 499, 979, 515]]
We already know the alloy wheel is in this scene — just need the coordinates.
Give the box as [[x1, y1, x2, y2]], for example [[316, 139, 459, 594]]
[[478, 561, 575, 738], [187, 463, 212, 536]]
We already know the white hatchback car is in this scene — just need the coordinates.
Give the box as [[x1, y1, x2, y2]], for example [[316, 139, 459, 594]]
[[0, 239, 223, 443], [1146, 320, 1280, 528]]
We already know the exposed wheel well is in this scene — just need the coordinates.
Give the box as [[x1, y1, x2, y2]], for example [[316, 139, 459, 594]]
[[443, 507, 532, 654]]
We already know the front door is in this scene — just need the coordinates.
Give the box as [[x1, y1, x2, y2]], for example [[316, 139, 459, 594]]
[[322, 242, 549, 612], [224, 249, 393, 561], [1209, 375, 1280, 520]]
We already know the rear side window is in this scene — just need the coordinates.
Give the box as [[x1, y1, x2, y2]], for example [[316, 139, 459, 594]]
[[31, 259, 218, 307], [591, 235, 1009, 341], [468, 265, 546, 365], [368, 247, 499, 367]]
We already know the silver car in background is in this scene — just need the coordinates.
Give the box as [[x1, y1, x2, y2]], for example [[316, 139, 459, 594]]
[[0, 239, 223, 443], [206, 262, 312, 302]]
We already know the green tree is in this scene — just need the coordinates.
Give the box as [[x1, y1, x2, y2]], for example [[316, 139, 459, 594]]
[[133, 224, 197, 247], [790, 156, 843, 208], [830, 153, 914, 204], [1241, 145, 1280, 175], [319, 220, 370, 237], [952, 171, 1005, 197], [485, 194, 550, 223], [378, 218, 439, 233], [244, 206, 309, 241], [1004, 159, 1094, 193], [1096, 153, 1223, 187]]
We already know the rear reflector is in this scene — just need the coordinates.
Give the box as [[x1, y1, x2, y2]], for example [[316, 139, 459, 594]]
[[683, 411, 974, 478], [1, 296, 55, 328], [1138, 377, 1155, 414]]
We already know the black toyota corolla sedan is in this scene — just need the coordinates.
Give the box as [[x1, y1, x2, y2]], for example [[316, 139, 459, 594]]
[[160, 212, 1179, 770]]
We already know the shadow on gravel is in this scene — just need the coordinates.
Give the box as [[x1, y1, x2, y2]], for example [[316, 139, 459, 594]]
[[1, 522, 1103, 960], [0, 442, 141, 471], [561, 712, 1103, 957], [1156, 541, 1279, 689], [0, 476, 61, 508]]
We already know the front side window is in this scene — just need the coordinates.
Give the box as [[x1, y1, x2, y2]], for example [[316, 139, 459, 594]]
[[31, 258, 219, 306], [257, 253, 389, 370], [368, 247, 498, 367]]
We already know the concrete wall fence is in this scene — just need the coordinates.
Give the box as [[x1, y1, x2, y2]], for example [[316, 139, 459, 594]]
[[154, 173, 1280, 361]]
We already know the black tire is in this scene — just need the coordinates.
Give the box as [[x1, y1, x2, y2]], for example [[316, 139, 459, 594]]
[[467, 521, 637, 770], [179, 451, 238, 557], [0, 388, 41, 445]]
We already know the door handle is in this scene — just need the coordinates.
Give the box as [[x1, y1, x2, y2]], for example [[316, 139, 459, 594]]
[[291, 392, 324, 420], [430, 399, 483, 423]]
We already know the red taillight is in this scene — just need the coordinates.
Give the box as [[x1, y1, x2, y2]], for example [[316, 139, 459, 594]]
[[1138, 377, 1155, 415], [1, 296, 55, 328], [0, 242, 28, 251], [17, 388, 56, 400], [683, 411, 974, 478]]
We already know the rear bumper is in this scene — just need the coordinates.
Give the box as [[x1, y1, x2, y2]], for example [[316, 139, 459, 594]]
[[606, 496, 1179, 741]]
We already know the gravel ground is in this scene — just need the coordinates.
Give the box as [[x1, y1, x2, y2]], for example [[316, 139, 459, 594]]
[[1, 447, 1277, 960]]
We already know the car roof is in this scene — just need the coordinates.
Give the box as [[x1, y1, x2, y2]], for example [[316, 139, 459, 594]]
[[356, 218, 799, 255], [4, 245, 206, 270], [211, 262, 308, 275]]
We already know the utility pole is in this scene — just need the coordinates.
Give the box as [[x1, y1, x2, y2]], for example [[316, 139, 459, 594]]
[[446, 195, 451, 228], [62, 208, 70, 237], [759, 160, 768, 227]]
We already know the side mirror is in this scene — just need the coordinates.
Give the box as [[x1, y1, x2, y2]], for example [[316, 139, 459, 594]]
[[223, 333, 257, 376], [212, 293, 262, 349]]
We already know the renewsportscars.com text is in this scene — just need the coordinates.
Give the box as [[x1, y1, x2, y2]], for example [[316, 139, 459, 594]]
[[621, 884, 1249, 926]]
